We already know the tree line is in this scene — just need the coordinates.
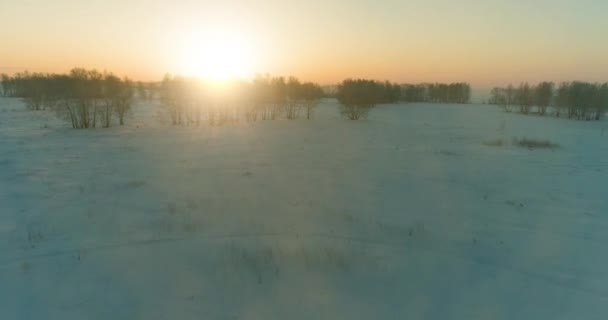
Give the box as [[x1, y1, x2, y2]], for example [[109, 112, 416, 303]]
[[1, 70, 325, 127], [490, 81, 608, 120], [336, 79, 399, 120], [335, 80, 471, 120], [159, 74, 324, 125], [401, 82, 471, 104], [1, 70, 134, 128], [12, 69, 604, 126]]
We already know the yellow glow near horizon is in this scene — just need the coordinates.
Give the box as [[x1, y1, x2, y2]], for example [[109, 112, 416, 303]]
[[178, 27, 255, 81], [1, 1, 608, 86]]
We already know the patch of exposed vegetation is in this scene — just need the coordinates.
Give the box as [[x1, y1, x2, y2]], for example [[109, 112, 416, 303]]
[[482, 137, 560, 150], [483, 139, 506, 147], [513, 138, 560, 150]]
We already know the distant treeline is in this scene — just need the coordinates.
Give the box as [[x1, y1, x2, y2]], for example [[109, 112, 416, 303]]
[[1, 70, 133, 128], [0, 70, 326, 127], [401, 82, 471, 104], [159, 74, 324, 125], [330, 81, 471, 105], [490, 82, 608, 120], [335, 79, 471, 119], [333, 79, 396, 119], [336, 79, 402, 119]]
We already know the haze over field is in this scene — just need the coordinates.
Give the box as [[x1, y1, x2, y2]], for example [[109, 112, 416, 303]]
[[1, 1, 608, 319], [1, 0, 608, 86]]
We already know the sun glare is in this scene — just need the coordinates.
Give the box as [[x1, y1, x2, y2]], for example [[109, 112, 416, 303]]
[[178, 27, 255, 80]]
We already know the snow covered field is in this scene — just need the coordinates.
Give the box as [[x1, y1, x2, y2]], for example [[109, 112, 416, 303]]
[[1, 97, 607, 319]]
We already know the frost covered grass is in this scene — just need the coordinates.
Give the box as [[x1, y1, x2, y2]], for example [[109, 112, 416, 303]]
[[483, 138, 507, 147], [483, 137, 560, 149], [513, 137, 560, 150]]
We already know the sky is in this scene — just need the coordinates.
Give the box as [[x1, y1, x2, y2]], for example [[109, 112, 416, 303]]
[[1, 0, 607, 87]]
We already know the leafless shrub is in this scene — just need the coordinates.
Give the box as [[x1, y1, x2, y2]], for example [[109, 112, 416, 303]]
[[483, 139, 506, 147], [222, 242, 379, 281], [513, 138, 560, 149], [337, 79, 387, 120]]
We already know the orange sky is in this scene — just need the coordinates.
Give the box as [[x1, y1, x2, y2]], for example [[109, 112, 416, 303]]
[[1, 0, 607, 86]]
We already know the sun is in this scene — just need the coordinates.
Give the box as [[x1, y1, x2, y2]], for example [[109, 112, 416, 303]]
[[178, 27, 255, 80]]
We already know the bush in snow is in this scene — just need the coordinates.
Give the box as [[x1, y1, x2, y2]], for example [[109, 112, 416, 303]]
[[337, 79, 386, 120], [483, 139, 506, 147], [513, 138, 560, 150]]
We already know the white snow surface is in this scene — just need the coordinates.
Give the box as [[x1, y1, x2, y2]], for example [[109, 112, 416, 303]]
[[1, 97, 607, 319]]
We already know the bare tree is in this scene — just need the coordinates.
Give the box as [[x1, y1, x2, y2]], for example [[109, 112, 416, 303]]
[[0, 74, 8, 96], [269, 77, 286, 120], [112, 77, 134, 126], [301, 82, 323, 120], [337, 79, 384, 120], [285, 77, 302, 119], [490, 87, 507, 110], [535, 82, 554, 115], [597, 83, 608, 120], [160, 74, 183, 125], [555, 82, 570, 117], [100, 74, 120, 128], [516, 82, 533, 114]]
